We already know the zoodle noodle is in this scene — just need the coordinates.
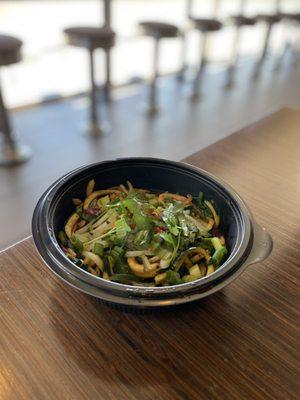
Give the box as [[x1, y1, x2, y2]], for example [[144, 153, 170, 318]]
[[58, 180, 228, 286]]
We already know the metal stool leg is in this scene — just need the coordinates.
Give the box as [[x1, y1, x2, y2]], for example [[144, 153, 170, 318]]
[[0, 81, 31, 167], [104, 48, 111, 102], [274, 22, 289, 72], [191, 32, 208, 101], [290, 25, 300, 67], [87, 48, 103, 137], [148, 38, 160, 115], [274, 40, 288, 71], [253, 22, 272, 78], [177, 33, 187, 81], [225, 26, 240, 88]]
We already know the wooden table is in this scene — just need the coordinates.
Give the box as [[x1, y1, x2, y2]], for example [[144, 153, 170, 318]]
[[1, 108, 299, 400]]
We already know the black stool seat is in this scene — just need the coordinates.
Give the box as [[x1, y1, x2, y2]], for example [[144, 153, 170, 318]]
[[228, 15, 256, 26], [64, 26, 115, 50], [279, 13, 300, 22], [191, 18, 222, 32], [139, 21, 180, 38], [0, 34, 22, 66], [255, 14, 282, 24]]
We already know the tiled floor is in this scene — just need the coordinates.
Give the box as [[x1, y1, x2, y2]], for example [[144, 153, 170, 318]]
[[1, 55, 300, 250]]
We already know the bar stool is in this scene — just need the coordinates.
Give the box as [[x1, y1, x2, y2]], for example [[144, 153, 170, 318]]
[[253, 14, 282, 77], [225, 15, 256, 87], [0, 34, 31, 166], [64, 26, 115, 136], [189, 18, 223, 100], [279, 13, 300, 22], [138, 21, 180, 115]]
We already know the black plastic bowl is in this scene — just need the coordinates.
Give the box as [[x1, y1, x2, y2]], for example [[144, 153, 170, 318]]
[[32, 158, 272, 309]]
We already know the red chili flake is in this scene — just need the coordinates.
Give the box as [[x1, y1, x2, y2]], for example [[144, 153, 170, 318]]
[[147, 208, 155, 216], [211, 227, 221, 237], [61, 245, 68, 253], [85, 207, 100, 216], [130, 223, 136, 229], [154, 226, 166, 233]]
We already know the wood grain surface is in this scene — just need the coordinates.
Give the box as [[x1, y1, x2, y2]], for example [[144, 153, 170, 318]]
[[0, 108, 299, 400]]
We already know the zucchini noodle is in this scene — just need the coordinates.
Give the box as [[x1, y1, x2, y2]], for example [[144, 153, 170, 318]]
[[58, 180, 228, 286]]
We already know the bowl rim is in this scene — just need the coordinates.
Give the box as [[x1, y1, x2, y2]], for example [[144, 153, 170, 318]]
[[32, 157, 253, 297]]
